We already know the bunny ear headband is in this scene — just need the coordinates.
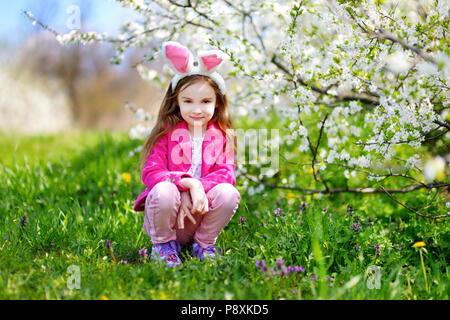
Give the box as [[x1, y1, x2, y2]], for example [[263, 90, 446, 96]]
[[162, 41, 227, 95]]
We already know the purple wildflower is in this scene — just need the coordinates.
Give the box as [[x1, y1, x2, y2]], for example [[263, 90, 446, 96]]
[[311, 275, 317, 281], [346, 204, 353, 216], [20, 215, 29, 227], [280, 262, 305, 276], [294, 266, 305, 274], [298, 202, 307, 215], [273, 207, 282, 216], [355, 245, 361, 251], [350, 221, 362, 231], [104, 239, 116, 263], [287, 266, 305, 274], [280, 266, 289, 276], [255, 259, 268, 273], [139, 248, 148, 259], [239, 216, 247, 225], [372, 244, 381, 256], [256, 259, 305, 277], [276, 259, 285, 268], [122, 260, 128, 265]]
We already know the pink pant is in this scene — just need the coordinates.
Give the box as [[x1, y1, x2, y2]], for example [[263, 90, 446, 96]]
[[143, 181, 240, 248]]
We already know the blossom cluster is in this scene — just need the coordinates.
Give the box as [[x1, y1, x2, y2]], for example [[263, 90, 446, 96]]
[[24, 0, 449, 188]]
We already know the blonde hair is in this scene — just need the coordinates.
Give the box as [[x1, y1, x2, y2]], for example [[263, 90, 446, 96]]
[[139, 75, 237, 172]]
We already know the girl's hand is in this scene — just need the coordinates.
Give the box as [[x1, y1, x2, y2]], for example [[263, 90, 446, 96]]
[[190, 184, 209, 215], [178, 191, 196, 229], [180, 178, 209, 215]]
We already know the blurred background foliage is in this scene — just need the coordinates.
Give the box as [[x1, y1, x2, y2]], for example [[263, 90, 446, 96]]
[[0, 0, 163, 133]]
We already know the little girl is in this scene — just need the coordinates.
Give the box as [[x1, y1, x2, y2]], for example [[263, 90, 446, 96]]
[[133, 41, 241, 267]]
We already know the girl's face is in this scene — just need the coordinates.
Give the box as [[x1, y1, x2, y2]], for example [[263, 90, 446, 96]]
[[177, 80, 217, 136]]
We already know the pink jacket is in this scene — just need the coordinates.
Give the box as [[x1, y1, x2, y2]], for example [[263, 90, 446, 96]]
[[133, 119, 236, 211]]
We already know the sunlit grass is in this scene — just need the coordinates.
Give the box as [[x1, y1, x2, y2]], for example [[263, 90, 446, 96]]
[[0, 129, 448, 299]]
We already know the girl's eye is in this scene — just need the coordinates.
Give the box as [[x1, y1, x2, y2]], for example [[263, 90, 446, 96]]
[[203, 101, 211, 103]]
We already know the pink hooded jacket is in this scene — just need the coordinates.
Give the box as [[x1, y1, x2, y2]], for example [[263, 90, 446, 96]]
[[133, 119, 236, 212]]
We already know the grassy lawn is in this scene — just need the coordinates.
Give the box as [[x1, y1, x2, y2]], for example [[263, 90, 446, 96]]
[[0, 130, 448, 300]]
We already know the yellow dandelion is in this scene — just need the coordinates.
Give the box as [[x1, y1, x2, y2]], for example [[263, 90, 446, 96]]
[[160, 291, 169, 300], [413, 241, 429, 293], [121, 173, 131, 183], [100, 295, 109, 300], [313, 193, 318, 198], [412, 241, 426, 248], [285, 192, 296, 200], [308, 168, 318, 174]]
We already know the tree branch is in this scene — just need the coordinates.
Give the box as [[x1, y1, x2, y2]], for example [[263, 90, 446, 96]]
[[271, 54, 380, 106], [241, 171, 449, 195], [311, 113, 330, 191], [379, 185, 449, 220], [377, 28, 437, 65], [167, 0, 219, 26], [433, 119, 450, 130]]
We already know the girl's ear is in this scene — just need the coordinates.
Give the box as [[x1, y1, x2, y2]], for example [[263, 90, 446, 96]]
[[198, 50, 227, 74], [162, 41, 194, 74]]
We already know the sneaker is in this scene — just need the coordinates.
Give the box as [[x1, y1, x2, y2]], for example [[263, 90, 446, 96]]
[[191, 241, 223, 261], [151, 240, 182, 267]]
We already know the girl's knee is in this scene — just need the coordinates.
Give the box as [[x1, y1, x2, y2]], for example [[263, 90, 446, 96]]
[[219, 183, 240, 197], [210, 183, 240, 209], [146, 181, 181, 212]]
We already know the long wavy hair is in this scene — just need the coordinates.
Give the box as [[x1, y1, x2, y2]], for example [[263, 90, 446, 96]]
[[139, 74, 237, 172]]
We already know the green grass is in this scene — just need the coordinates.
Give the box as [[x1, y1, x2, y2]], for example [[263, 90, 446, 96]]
[[0, 130, 448, 300]]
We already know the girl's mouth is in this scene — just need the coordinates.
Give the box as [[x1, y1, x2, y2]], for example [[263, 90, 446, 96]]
[[191, 117, 204, 121]]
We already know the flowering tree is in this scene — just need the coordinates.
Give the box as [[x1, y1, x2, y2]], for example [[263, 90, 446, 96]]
[[24, 0, 449, 219]]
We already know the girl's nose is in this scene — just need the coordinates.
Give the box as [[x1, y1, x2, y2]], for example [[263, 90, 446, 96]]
[[193, 105, 203, 113]]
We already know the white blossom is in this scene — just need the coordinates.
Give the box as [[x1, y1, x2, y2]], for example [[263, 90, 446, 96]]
[[288, 121, 297, 131], [134, 108, 147, 122], [129, 124, 151, 140], [297, 125, 308, 137], [386, 51, 412, 74], [405, 154, 422, 169], [423, 156, 446, 182]]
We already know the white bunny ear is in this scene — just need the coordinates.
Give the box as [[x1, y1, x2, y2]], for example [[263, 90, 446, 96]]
[[198, 49, 227, 74], [162, 41, 194, 74]]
